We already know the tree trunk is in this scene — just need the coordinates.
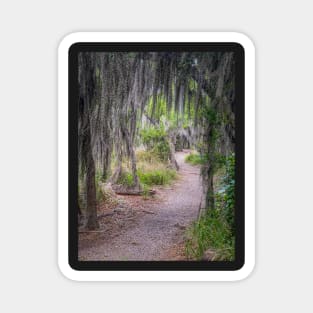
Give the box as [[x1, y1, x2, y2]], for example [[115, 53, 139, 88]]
[[198, 121, 216, 217], [205, 165, 215, 210], [206, 123, 216, 211], [121, 122, 141, 189], [102, 146, 110, 181], [129, 145, 140, 188], [199, 161, 214, 217], [198, 168, 207, 218], [110, 141, 123, 184], [78, 53, 99, 230], [168, 133, 179, 170], [85, 127, 99, 230]]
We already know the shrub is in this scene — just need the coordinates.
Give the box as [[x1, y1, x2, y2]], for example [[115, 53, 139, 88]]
[[185, 209, 235, 261], [114, 165, 176, 188], [140, 127, 171, 162], [136, 149, 177, 188], [185, 153, 235, 261], [136, 149, 160, 163], [185, 153, 207, 165], [116, 171, 134, 187], [138, 168, 176, 186], [152, 142, 171, 162], [216, 153, 235, 232], [95, 170, 107, 202]]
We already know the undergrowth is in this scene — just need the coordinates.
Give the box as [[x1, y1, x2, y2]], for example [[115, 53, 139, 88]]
[[137, 150, 177, 186], [185, 152, 208, 165], [116, 171, 134, 187], [138, 168, 176, 186], [185, 209, 235, 261], [185, 153, 235, 261], [116, 150, 177, 189], [140, 127, 171, 162]]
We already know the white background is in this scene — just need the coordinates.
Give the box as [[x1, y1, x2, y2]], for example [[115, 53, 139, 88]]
[[0, 0, 312, 312]]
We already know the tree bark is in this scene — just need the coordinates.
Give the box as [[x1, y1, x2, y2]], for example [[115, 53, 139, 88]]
[[168, 133, 179, 170], [121, 122, 141, 189], [205, 165, 215, 210], [110, 139, 123, 184], [102, 146, 110, 180], [198, 121, 216, 217], [78, 53, 99, 230], [85, 125, 99, 230]]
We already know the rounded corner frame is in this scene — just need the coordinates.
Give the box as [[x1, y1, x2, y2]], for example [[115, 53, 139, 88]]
[[58, 32, 255, 282]]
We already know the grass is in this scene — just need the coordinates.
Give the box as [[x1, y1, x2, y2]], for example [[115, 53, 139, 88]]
[[116, 171, 135, 187], [137, 150, 177, 186], [136, 149, 160, 163], [185, 152, 207, 165], [117, 166, 177, 188], [138, 168, 176, 186], [185, 209, 235, 261], [141, 184, 151, 199], [114, 150, 177, 189], [185, 154, 235, 261]]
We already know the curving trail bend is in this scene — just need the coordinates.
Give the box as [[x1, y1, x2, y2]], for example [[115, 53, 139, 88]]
[[78, 151, 202, 261]]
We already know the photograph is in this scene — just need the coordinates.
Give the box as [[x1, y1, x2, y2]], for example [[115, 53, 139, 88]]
[[75, 49, 239, 264], [3, 0, 313, 308]]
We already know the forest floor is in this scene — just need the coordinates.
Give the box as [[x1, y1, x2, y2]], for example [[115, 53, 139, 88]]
[[78, 150, 202, 261]]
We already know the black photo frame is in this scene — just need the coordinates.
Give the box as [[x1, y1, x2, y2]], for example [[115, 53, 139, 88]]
[[68, 42, 245, 272]]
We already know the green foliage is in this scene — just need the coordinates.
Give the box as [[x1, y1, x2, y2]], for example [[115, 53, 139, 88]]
[[135, 149, 177, 188], [146, 95, 167, 121], [216, 153, 235, 232], [115, 151, 177, 188], [214, 153, 227, 170], [185, 153, 208, 165], [153, 142, 171, 162], [116, 168, 176, 188], [140, 126, 166, 148], [185, 153, 235, 260], [116, 171, 135, 187], [185, 209, 235, 261], [142, 184, 151, 199], [94, 170, 106, 202], [140, 127, 171, 162], [138, 168, 176, 186], [136, 150, 159, 163]]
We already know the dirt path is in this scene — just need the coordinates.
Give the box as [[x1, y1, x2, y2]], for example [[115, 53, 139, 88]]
[[78, 150, 202, 261]]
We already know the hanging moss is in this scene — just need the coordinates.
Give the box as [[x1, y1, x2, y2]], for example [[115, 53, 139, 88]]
[[78, 51, 235, 224]]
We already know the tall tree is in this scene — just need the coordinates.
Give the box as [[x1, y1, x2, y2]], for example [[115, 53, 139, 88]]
[[78, 53, 99, 230], [78, 51, 235, 226]]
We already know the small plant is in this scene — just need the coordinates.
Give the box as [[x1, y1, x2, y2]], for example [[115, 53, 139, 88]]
[[94, 170, 107, 202], [218, 153, 235, 232], [185, 153, 235, 261], [140, 126, 171, 162], [142, 184, 150, 199], [185, 209, 235, 261], [185, 153, 208, 165], [136, 150, 160, 163], [116, 171, 134, 187], [115, 162, 177, 190], [138, 168, 176, 186]]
